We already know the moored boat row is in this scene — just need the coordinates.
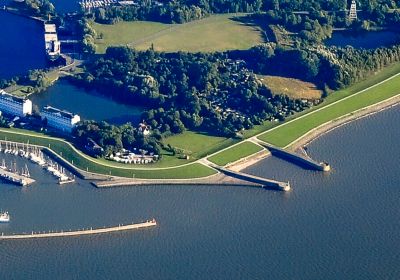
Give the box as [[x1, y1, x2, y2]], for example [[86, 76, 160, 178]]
[[0, 141, 75, 185]]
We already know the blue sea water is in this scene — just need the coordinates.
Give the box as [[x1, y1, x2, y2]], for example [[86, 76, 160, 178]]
[[0, 105, 398, 279]]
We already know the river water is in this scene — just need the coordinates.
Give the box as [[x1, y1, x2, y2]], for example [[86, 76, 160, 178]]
[[0, 105, 399, 279], [0, 10, 47, 79]]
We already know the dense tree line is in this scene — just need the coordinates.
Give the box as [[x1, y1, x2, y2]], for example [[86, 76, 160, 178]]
[[73, 46, 311, 137], [91, 0, 400, 26], [242, 42, 400, 89], [77, 18, 97, 54]]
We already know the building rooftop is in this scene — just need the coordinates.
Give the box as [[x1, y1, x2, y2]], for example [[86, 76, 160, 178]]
[[45, 33, 58, 42], [0, 90, 28, 104], [44, 24, 57, 33], [43, 106, 78, 120]]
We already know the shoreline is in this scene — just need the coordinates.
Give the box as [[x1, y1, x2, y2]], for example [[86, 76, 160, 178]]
[[227, 93, 400, 172], [287, 94, 400, 151]]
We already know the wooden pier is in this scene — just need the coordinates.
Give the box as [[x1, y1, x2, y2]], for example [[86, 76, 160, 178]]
[[0, 219, 157, 240]]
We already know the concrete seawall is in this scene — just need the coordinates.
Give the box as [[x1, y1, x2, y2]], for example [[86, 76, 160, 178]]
[[0, 220, 157, 240], [261, 143, 330, 172], [216, 167, 291, 191], [93, 173, 264, 188]]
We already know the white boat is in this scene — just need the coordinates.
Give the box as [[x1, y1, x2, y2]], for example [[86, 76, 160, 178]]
[[0, 211, 10, 223]]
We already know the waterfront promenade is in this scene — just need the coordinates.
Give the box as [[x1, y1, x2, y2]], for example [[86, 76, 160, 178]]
[[0, 219, 157, 240]]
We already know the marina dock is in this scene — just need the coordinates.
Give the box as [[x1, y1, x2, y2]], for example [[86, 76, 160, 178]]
[[0, 168, 35, 186], [0, 219, 157, 240]]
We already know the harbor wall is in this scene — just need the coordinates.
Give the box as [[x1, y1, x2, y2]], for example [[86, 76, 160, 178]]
[[216, 167, 290, 191], [263, 144, 330, 172], [92, 173, 263, 189]]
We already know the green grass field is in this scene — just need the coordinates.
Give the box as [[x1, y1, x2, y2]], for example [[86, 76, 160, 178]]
[[208, 142, 263, 166], [258, 72, 400, 147], [0, 129, 216, 179], [93, 14, 264, 53], [93, 21, 169, 54], [164, 131, 237, 159]]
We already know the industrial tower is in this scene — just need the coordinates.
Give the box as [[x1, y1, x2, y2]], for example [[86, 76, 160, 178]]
[[349, 0, 357, 20]]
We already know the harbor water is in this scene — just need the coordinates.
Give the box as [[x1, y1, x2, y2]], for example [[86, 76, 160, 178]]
[[0, 105, 399, 279]]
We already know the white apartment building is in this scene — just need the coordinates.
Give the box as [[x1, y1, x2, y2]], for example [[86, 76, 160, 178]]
[[0, 90, 32, 117], [42, 106, 80, 133]]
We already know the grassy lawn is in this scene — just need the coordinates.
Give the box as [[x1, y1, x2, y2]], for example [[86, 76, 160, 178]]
[[208, 141, 263, 166], [164, 131, 237, 159], [93, 21, 169, 54], [0, 128, 216, 179], [93, 14, 264, 53], [258, 71, 400, 147], [258, 75, 322, 99]]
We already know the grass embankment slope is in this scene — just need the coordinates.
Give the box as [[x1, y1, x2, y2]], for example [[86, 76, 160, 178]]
[[93, 14, 264, 53], [0, 128, 216, 179]]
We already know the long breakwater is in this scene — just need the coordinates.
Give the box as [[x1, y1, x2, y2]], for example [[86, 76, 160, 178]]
[[0, 219, 157, 240]]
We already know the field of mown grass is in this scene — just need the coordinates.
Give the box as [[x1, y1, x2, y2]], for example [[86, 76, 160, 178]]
[[93, 21, 169, 54], [93, 14, 264, 53], [258, 75, 322, 100], [164, 131, 237, 159], [208, 142, 263, 166]]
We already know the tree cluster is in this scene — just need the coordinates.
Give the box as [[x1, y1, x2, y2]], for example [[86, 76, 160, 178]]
[[16, 0, 56, 18], [243, 42, 400, 89], [90, 0, 400, 26], [74, 46, 312, 137], [73, 120, 162, 157]]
